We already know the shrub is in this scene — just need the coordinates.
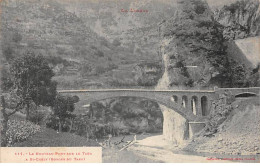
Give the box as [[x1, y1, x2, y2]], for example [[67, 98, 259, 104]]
[[46, 115, 60, 131], [137, 74, 159, 86], [112, 39, 121, 47], [95, 66, 106, 75], [29, 110, 50, 125], [95, 50, 104, 57], [80, 64, 93, 76], [71, 116, 121, 139], [29, 112, 45, 124], [2, 120, 41, 146]]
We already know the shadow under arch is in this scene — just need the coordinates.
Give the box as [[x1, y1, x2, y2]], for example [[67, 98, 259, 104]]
[[201, 96, 208, 116], [235, 92, 257, 98]]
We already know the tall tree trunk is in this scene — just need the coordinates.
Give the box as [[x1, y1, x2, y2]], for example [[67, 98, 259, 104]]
[[69, 118, 73, 133], [1, 96, 22, 147], [26, 102, 30, 120], [58, 119, 62, 132], [1, 114, 9, 147], [90, 104, 93, 119], [1, 96, 9, 147]]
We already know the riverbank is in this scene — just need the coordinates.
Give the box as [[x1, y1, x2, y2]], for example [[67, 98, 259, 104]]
[[103, 134, 233, 163], [103, 133, 259, 163]]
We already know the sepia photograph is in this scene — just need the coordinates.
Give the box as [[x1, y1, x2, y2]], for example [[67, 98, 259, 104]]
[[0, 0, 259, 163]]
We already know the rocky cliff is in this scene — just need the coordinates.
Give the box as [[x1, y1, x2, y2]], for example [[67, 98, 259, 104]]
[[158, 0, 259, 89], [158, 0, 228, 88], [155, 0, 260, 144], [214, 0, 260, 40]]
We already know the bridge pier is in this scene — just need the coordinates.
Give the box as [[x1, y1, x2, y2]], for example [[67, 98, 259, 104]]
[[161, 105, 189, 144], [196, 97, 202, 116], [188, 122, 206, 138]]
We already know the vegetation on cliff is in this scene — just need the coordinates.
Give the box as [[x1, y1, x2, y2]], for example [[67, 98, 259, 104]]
[[160, 0, 257, 88]]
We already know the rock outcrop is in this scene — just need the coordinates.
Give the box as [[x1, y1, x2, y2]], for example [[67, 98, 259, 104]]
[[154, 0, 259, 144], [155, 38, 189, 144], [157, 0, 258, 89], [183, 97, 260, 155], [214, 0, 260, 40], [158, 0, 228, 88]]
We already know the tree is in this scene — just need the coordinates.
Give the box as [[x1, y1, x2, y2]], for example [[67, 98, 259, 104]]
[[8, 51, 57, 120], [52, 95, 79, 132], [3, 46, 14, 61], [1, 65, 13, 91], [1, 92, 23, 146], [223, 59, 248, 87]]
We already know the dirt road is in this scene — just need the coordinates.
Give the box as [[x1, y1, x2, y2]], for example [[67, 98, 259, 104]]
[[103, 134, 232, 163]]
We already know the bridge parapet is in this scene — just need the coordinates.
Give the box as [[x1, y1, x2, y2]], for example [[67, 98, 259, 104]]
[[215, 87, 260, 97]]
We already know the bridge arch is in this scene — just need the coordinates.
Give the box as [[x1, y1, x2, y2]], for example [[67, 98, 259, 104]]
[[58, 89, 211, 142], [63, 91, 200, 121], [171, 95, 178, 103], [182, 95, 188, 108], [85, 95, 190, 120], [235, 92, 257, 98], [58, 90, 210, 121]]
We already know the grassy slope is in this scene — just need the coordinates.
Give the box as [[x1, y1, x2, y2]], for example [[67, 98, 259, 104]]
[[13, 128, 98, 147], [11, 124, 160, 162]]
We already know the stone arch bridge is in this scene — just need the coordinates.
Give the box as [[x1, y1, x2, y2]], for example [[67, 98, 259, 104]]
[[58, 87, 259, 138], [58, 87, 259, 120]]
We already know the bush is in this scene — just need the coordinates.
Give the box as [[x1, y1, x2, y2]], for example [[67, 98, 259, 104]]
[[108, 79, 137, 87], [46, 115, 60, 131], [95, 66, 106, 75], [72, 116, 121, 139], [137, 74, 159, 86], [2, 120, 41, 146], [112, 39, 121, 47], [29, 110, 50, 125], [95, 50, 104, 57], [29, 112, 45, 124]]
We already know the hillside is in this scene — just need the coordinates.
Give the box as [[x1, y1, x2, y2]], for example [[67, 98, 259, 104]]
[[1, 0, 163, 89], [2, 0, 258, 90], [58, 0, 176, 58]]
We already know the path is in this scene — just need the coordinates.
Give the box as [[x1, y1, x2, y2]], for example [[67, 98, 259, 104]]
[[128, 135, 233, 163]]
